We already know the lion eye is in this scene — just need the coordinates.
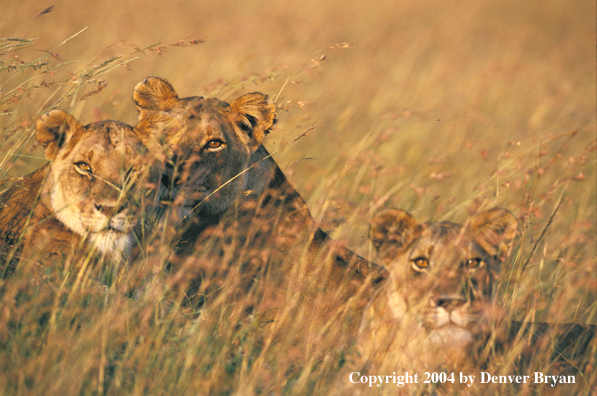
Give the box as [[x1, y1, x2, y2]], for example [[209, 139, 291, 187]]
[[205, 140, 224, 150], [75, 161, 93, 174], [466, 258, 482, 268], [412, 257, 429, 270]]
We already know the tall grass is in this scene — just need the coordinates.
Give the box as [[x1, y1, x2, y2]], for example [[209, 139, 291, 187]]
[[1, 0, 595, 395]]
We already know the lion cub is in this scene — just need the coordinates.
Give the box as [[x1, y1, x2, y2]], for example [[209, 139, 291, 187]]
[[358, 208, 518, 370], [10, 110, 151, 266]]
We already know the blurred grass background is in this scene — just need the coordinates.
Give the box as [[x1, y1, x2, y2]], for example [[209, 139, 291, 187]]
[[1, 0, 595, 394]]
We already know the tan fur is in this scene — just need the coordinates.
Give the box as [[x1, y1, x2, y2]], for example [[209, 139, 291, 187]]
[[133, 77, 388, 341], [0, 164, 49, 250], [359, 208, 518, 370], [15, 110, 151, 266]]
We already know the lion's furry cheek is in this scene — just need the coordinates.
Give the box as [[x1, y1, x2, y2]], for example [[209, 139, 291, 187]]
[[450, 304, 478, 328], [387, 289, 408, 319], [52, 201, 86, 237], [49, 171, 87, 237], [108, 213, 138, 234]]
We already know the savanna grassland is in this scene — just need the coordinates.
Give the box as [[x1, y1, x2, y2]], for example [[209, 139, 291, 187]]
[[0, 0, 595, 395]]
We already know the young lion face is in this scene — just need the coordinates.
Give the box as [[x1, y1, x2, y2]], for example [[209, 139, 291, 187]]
[[132, 77, 276, 219], [35, 110, 150, 257], [362, 208, 518, 361]]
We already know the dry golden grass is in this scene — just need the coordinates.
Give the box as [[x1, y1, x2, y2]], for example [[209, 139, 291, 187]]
[[1, 0, 595, 394]]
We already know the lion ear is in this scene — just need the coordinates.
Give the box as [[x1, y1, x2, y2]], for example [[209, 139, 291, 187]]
[[229, 92, 276, 150], [469, 208, 519, 258], [133, 77, 180, 118], [36, 110, 83, 160], [370, 209, 422, 262]]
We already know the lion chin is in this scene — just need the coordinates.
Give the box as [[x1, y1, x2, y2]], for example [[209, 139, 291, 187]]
[[429, 325, 474, 347], [89, 231, 134, 261]]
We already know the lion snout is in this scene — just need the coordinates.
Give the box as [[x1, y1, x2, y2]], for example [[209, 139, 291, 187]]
[[431, 294, 467, 311], [94, 203, 123, 217], [109, 211, 138, 233], [424, 295, 475, 329], [91, 200, 138, 233]]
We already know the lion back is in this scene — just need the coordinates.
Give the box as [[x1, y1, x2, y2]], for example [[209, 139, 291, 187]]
[[0, 164, 48, 248]]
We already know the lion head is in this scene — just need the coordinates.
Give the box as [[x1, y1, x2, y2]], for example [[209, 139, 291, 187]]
[[132, 77, 276, 219], [25, 110, 150, 261], [360, 207, 518, 365]]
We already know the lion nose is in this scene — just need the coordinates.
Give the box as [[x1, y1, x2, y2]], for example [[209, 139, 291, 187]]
[[94, 202, 128, 217], [433, 295, 467, 310]]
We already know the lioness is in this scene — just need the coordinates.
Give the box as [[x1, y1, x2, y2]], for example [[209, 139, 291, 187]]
[[3, 110, 151, 266], [358, 207, 518, 369], [132, 77, 387, 340], [355, 208, 595, 393]]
